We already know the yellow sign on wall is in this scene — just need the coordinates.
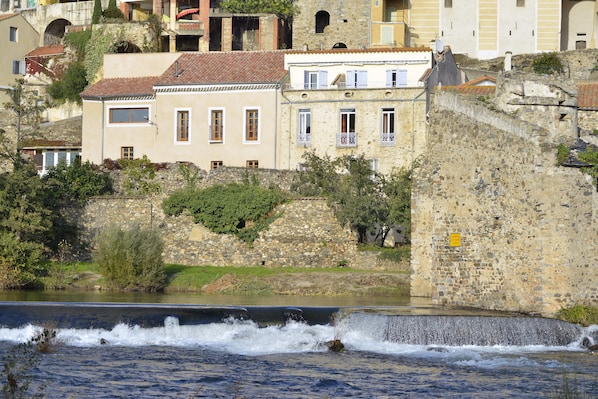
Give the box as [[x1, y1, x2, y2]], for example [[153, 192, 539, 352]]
[[450, 233, 461, 247]]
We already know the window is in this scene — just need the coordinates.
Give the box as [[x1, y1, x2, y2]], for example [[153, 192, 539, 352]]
[[9, 26, 17, 42], [303, 70, 328, 89], [245, 108, 259, 142], [444, 0, 452, 7], [246, 160, 259, 168], [121, 147, 134, 160], [516, 0, 525, 7], [298, 109, 311, 145], [176, 110, 190, 142], [211, 161, 223, 169], [210, 109, 224, 142], [315, 10, 330, 33], [386, 69, 407, 87], [338, 108, 357, 147], [381, 108, 395, 145], [12, 60, 24, 75], [346, 70, 367, 88], [109, 107, 149, 124]]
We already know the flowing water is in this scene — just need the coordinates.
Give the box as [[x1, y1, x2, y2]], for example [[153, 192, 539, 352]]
[[0, 298, 597, 399]]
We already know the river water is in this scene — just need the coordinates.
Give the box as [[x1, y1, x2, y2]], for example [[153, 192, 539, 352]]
[[0, 292, 597, 399]]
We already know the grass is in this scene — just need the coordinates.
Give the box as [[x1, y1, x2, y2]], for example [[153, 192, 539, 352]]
[[40, 262, 408, 295]]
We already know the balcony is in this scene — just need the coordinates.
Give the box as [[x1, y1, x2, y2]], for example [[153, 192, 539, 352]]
[[337, 132, 357, 148]]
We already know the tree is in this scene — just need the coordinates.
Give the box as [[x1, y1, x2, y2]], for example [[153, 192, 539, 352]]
[[329, 155, 388, 244], [3, 79, 46, 152], [291, 151, 412, 246], [47, 62, 88, 105], [383, 167, 412, 243], [42, 158, 113, 206], [0, 159, 52, 288], [92, 0, 102, 24], [220, 0, 299, 21]]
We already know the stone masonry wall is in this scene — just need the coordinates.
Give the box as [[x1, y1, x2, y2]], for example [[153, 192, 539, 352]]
[[69, 166, 401, 270], [292, 0, 370, 50], [411, 89, 598, 316]]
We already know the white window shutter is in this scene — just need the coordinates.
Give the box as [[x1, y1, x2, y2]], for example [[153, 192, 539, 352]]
[[357, 70, 367, 88], [318, 70, 328, 89], [398, 69, 408, 87]]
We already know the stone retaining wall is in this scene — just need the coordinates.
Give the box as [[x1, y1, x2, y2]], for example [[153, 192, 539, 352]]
[[412, 88, 598, 316], [68, 167, 403, 270]]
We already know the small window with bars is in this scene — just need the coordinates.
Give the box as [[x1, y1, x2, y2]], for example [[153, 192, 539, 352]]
[[211, 161, 223, 170], [246, 160, 259, 169]]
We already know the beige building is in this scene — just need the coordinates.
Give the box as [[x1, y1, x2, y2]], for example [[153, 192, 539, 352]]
[[410, 0, 597, 59], [0, 13, 39, 103], [280, 48, 431, 174], [81, 51, 287, 170]]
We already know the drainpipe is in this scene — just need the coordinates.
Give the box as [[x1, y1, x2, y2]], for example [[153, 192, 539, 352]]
[[274, 83, 279, 169], [280, 83, 294, 170]]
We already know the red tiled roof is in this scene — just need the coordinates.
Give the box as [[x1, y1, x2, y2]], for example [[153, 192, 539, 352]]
[[577, 82, 598, 110], [286, 47, 431, 55], [442, 85, 496, 96], [80, 76, 160, 99], [26, 45, 65, 57], [0, 14, 17, 22], [461, 75, 496, 86], [155, 51, 287, 86]]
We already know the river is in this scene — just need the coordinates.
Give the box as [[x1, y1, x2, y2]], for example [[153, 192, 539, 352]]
[[0, 291, 596, 398]]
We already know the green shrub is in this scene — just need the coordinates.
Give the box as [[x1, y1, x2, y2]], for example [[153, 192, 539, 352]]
[[556, 143, 570, 166], [532, 52, 563, 75], [42, 158, 113, 206], [47, 62, 87, 104], [557, 305, 598, 327], [162, 182, 285, 244], [64, 30, 92, 60], [0, 231, 46, 289], [94, 223, 166, 291], [119, 155, 161, 195]]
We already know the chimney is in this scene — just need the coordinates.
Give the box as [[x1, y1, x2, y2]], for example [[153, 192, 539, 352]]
[[504, 51, 512, 72]]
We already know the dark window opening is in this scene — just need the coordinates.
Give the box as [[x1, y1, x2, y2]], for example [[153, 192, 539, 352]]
[[315, 10, 330, 34]]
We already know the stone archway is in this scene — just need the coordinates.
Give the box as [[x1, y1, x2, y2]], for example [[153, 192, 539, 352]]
[[44, 18, 72, 46]]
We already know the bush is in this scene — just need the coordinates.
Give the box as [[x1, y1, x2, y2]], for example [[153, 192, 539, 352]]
[[0, 231, 46, 289], [47, 62, 87, 104], [119, 155, 161, 195], [42, 158, 113, 206], [557, 305, 598, 327], [162, 181, 285, 244], [94, 223, 166, 291], [532, 52, 563, 75]]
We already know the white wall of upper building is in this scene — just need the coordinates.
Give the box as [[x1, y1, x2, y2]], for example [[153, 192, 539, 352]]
[[561, 0, 598, 51], [284, 49, 432, 90], [103, 52, 181, 79]]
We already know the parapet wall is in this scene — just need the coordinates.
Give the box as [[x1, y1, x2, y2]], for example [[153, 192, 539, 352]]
[[411, 89, 598, 315]]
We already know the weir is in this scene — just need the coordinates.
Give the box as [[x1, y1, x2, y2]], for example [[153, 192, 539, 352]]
[[335, 312, 590, 347], [0, 302, 594, 348]]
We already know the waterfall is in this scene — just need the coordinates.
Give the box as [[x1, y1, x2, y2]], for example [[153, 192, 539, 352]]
[[335, 312, 585, 347]]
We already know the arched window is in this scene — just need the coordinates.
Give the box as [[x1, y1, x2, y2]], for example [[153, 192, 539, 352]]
[[315, 10, 330, 34]]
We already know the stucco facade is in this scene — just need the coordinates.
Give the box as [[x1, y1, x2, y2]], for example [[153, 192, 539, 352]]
[[0, 13, 39, 103], [81, 51, 286, 170], [280, 48, 431, 173]]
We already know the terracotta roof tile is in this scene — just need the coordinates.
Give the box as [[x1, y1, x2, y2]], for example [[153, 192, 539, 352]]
[[26, 45, 65, 57], [286, 47, 431, 55], [0, 14, 17, 22], [577, 82, 598, 110], [81, 76, 160, 99], [461, 75, 496, 86], [442, 85, 496, 96], [155, 51, 287, 86]]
